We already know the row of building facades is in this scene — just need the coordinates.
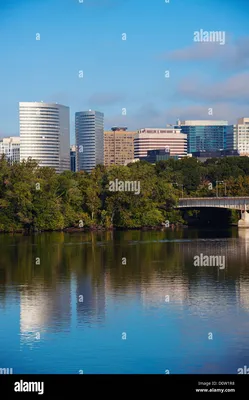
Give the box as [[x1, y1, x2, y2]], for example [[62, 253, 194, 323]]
[[0, 102, 248, 173]]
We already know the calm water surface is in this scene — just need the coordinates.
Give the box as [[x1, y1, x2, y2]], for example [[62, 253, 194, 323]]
[[0, 228, 249, 374]]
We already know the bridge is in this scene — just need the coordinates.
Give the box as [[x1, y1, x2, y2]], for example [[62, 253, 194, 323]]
[[177, 197, 249, 228]]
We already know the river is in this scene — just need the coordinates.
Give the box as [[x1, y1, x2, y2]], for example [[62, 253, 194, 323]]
[[0, 228, 249, 374]]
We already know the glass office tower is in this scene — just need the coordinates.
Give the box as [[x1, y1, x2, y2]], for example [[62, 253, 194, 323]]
[[176, 120, 229, 153], [75, 110, 104, 172]]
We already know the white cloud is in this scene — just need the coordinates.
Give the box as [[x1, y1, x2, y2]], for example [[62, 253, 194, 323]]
[[176, 72, 249, 102], [104, 102, 249, 130], [160, 36, 249, 71]]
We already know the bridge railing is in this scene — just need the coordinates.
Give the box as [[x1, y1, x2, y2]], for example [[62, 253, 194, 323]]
[[177, 197, 249, 209]]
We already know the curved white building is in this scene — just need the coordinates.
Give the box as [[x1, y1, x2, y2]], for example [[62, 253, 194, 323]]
[[19, 102, 70, 173]]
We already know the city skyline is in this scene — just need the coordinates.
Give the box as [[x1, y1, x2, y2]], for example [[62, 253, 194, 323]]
[[2, 108, 249, 171], [1, 0, 249, 140]]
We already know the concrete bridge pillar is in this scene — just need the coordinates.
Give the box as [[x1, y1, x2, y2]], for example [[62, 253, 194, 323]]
[[238, 204, 249, 228]]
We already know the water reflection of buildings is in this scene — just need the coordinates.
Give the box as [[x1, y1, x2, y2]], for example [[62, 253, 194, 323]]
[[76, 273, 106, 324], [238, 229, 249, 259], [20, 280, 71, 343], [140, 274, 189, 305], [138, 234, 249, 312], [236, 280, 249, 312], [0, 264, 20, 309], [195, 234, 249, 262], [8, 230, 249, 343], [20, 291, 51, 332], [236, 230, 249, 312], [177, 234, 249, 316]]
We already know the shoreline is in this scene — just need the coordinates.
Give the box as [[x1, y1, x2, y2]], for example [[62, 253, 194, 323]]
[[0, 226, 182, 234], [0, 223, 237, 234]]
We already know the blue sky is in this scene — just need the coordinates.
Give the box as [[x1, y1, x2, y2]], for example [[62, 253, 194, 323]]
[[1, 0, 249, 143]]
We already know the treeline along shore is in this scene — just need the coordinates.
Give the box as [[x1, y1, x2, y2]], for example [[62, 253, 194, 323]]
[[1, 155, 249, 233]]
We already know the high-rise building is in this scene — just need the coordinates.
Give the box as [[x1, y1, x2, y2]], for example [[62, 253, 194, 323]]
[[228, 117, 249, 155], [104, 127, 137, 166], [75, 110, 104, 172], [134, 128, 187, 158], [0, 136, 20, 164], [176, 120, 228, 153], [19, 102, 70, 173], [70, 145, 76, 172]]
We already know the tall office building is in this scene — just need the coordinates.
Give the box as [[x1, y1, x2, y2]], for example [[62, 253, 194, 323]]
[[176, 120, 228, 153], [227, 117, 249, 155], [19, 102, 70, 173], [104, 127, 136, 166], [75, 110, 104, 172], [134, 128, 187, 158], [0, 136, 20, 164]]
